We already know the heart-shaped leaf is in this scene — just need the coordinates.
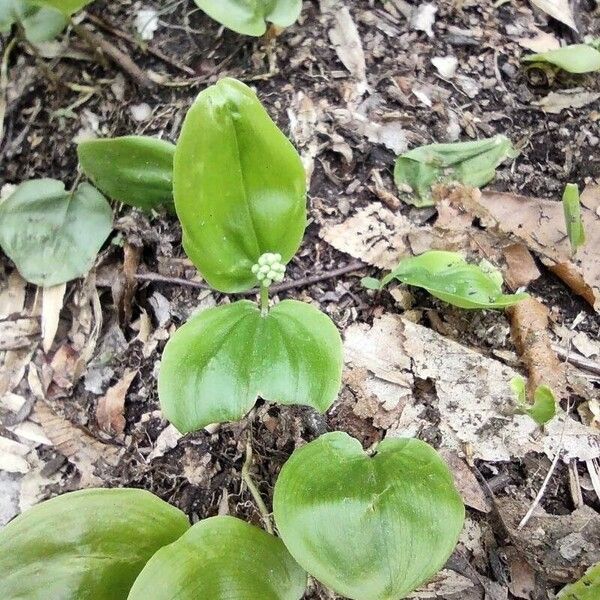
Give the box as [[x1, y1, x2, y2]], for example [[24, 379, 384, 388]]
[[0, 488, 190, 600], [273, 432, 465, 600], [159, 299, 342, 433], [128, 516, 306, 599], [559, 562, 600, 599], [78, 136, 175, 212], [0, 179, 112, 286], [0, 0, 67, 42], [394, 135, 517, 207], [194, 0, 302, 36], [30, 0, 94, 15], [173, 77, 306, 293], [523, 44, 600, 74], [379, 250, 528, 309]]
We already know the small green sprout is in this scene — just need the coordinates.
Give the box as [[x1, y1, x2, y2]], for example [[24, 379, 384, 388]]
[[251, 252, 286, 287], [523, 44, 600, 74], [562, 183, 586, 253], [511, 375, 557, 426]]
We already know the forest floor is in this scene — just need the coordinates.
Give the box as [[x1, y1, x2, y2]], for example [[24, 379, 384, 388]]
[[1, 0, 600, 598]]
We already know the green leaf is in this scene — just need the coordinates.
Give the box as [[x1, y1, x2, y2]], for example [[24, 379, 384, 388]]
[[173, 77, 306, 293], [128, 516, 306, 599], [0, 488, 190, 600], [361, 276, 382, 290], [523, 44, 600, 74], [562, 183, 586, 252], [510, 375, 527, 405], [511, 377, 557, 426], [273, 432, 465, 600], [0, 1, 67, 42], [0, 179, 112, 286], [78, 136, 175, 212], [380, 250, 528, 309], [559, 562, 600, 599], [194, 0, 302, 36], [394, 135, 517, 207], [29, 0, 94, 15], [159, 299, 342, 433]]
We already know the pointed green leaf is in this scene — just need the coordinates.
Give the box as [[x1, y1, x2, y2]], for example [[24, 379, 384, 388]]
[[128, 516, 306, 599], [559, 562, 600, 599], [562, 183, 586, 252], [194, 0, 302, 36], [29, 0, 94, 15], [380, 250, 528, 309], [523, 44, 600, 74], [0, 179, 112, 286], [0, 488, 190, 600], [173, 78, 306, 293], [78, 136, 175, 212], [273, 432, 465, 600], [0, 1, 67, 42], [159, 299, 342, 433], [394, 135, 517, 207]]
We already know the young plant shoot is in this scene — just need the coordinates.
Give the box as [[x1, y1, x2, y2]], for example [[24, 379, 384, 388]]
[[78, 135, 176, 212], [523, 44, 600, 74], [158, 78, 343, 433], [510, 375, 557, 426], [562, 183, 586, 253], [194, 0, 302, 36], [0, 179, 112, 286], [273, 431, 465, 600], [0, 488, 190, 599], [367, 250, 527, 309]]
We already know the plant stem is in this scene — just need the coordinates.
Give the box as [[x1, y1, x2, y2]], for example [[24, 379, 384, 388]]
[[241, 440, 273, 534], [260, 285, 269, 316]]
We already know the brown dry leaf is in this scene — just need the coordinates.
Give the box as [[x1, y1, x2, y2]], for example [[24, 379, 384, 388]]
[[497, 497, 600, 582], [508, 297, 566, 398], [96, 370, 136, 436], [503, 243, 541, 290], [0, 318, 40, 350], [47, 344, 84, 399], [34, 400, 120, 486], [529, 0, 577, 31], [41, 283, 66, 353], [0, 270, 26, 319], [409, 569, 474, 598], [343, 314, 600, 462], [533, 89, 600, 114], [501, 547, 537, 599], [113, 243, 141, 324]]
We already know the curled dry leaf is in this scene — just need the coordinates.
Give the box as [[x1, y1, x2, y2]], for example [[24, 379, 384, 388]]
[[508, 297, 566, 399], [529, 0, 577, 31], [96, 370, 137, 436], [533, 89, 600, 114]]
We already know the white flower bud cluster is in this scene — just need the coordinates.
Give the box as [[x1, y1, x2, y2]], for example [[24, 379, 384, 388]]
[[251, 252, 286, 287]]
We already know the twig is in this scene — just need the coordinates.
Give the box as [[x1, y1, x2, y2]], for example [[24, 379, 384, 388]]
[[0, 37, 17, 145], [585, 458, 600, 503], [241, 439, 273, 534], [135, 260, 367, 295], [552, 344, 600, 377]]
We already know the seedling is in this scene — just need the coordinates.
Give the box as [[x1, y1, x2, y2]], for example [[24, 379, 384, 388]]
[[273, 431, 465, 600], [559, 562, 600, 599], [0, 488, 189, 599], [366, 250, 528, 309], [394, 134, 517, 207], [0, 179, 112, 286], [511, 375, 557, 426], [194, 0, 302, 36], [128, 515, 306, 599], [523, 44, 600, 74], [78, 136, 175, 212], [562, 183, 586, 253], [156, 78, 343, 433]]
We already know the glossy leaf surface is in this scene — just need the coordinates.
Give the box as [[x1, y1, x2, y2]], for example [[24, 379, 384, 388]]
[[194, 0, 302, 36], [380, 250, 528, 309], [78, 136, 175, 212], [30, 0, 94, 15], [0, 488, 190, 600], [559, 563, 600, 599], [394, 135, 517, 207], [159, 299, 342, 433], [273, 432, 465, 600], [174, 78, 306, 293], [562, 183, 586, 252], [0, 179, 112, 286], [523, 44, 600, 73], [0, 0, 67, 42], [128, 516, 306, 599]]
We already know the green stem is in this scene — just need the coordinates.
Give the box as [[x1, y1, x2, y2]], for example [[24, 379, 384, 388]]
[[260, 285, 269, 316], [241, 440, 273, 534]]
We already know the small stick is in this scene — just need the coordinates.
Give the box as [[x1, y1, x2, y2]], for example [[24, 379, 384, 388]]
[[552, 344, 600, 377], [241, 440, 273, 534], [585, 458, 600, 503]]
